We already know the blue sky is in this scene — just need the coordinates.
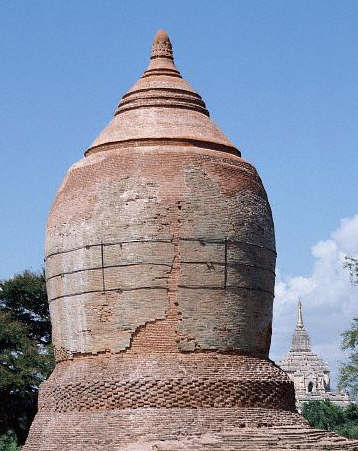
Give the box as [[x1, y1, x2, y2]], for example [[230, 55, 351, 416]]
[[1, 1, 357, 384]]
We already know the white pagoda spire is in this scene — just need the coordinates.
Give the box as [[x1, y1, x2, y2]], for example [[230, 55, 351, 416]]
[[297, 299, 304, 329]]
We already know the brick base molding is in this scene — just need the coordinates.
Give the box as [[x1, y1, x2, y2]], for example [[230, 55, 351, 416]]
[[23, 408, 358, 450], [39, 376, 294, 412]]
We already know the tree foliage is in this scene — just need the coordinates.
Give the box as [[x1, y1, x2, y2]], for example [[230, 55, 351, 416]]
[[344, 256, 358, 285], [0, 431, 19, 451], [0, 270, 51, 345], [302, 399, 358, 439], [339, 318, 358, 398], [0, 270, 54, 445], [339, 256, 358, 399]]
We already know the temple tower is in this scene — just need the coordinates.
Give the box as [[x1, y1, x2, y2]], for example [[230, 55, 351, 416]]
[[24, 31, 358, 450], [279, 301, 352, 411]]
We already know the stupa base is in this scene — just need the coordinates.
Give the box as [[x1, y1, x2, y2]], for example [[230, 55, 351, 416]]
[[24, 407, 358, 450], [23, 354, 358, 450]]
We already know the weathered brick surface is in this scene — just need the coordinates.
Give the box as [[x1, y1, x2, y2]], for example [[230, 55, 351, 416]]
[[24, 408, 358, 450], [36, 354, 295, 413], [45, 146, 275, 359], [24, 30, 358, 450]]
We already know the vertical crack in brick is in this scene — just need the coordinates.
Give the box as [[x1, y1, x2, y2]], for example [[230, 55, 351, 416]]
[[224, 237, 228, 289], [101, 242, 105, 291], [167, 203, 182, 347], [115, 203, 183, 353], [171, 201, 199, 351]]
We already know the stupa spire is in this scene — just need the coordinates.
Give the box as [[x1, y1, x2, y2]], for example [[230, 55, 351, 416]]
[[150, 29, 173, 60], [290, 300, 311, 352], [87, 29, 239, 156], [143, 29, 181, 81], [297, 299, 304, 329]]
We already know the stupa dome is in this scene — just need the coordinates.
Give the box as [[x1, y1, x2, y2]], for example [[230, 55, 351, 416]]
[[44, 29, 275, 359]]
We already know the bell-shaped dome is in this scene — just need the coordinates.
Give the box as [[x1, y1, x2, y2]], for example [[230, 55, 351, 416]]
[[44, 31, 276, 361], [87, 30, 239, 155]]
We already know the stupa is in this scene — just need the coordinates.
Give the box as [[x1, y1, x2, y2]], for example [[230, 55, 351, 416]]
[[279, 301, 352, 412], [24, 31, 358, 450]]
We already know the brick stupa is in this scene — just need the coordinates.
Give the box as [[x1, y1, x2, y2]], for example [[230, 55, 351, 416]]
[[24, 31, 358, 450]]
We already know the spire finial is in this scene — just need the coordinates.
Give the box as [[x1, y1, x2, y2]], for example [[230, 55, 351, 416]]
[[151, 29, 173, 60], [297, 299, 304, 329], [290, 299, 311, 351]]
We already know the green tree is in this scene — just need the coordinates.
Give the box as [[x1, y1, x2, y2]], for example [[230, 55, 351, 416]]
[[0, 270, 51, 345], [338, 318, 358, 399], [0, 270, 54, 446], [302, 400, 358, 439], [335, 403, 358, 439], [339, 256, 358, 399], [0, 431, 19, 451], [301, 399, 345, 431]]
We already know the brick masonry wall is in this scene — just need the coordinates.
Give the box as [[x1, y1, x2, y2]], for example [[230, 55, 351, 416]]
[[23, 407, 358, 450], [37, 353, 295, 412], [46, 145, 275, 360], [24, 408, 307, 450]]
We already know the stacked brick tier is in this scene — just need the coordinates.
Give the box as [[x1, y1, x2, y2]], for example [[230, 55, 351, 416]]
[[37, 354, 295, 412], [24, 408, 358, 450]]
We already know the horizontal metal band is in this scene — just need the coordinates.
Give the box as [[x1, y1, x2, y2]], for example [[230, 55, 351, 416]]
[[46, 237, 275, 261]]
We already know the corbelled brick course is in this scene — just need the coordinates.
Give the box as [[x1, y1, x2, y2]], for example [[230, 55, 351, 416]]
[[37, 354, 295, 413]]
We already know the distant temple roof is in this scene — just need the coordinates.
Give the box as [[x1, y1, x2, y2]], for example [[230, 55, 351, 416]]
[[278, 301, 352, 411], [279, 301, 329, 376], [290, 300, 312, 352]]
